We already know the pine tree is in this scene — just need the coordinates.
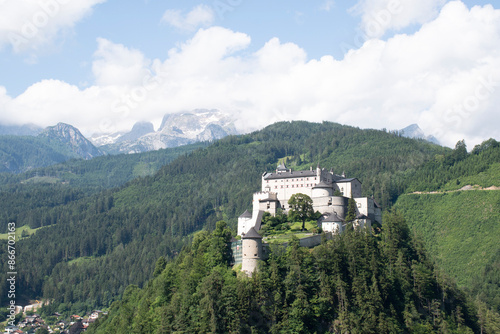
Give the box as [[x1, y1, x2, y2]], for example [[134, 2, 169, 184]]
[[345, 194, 356, 224]]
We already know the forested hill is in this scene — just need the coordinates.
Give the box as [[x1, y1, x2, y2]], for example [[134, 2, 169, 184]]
[[0, 123, 103, 173], [393, 138, 500, 319], [0, 141, 207, 232], [88, 214, 481, 333], [0, 135, 82, 173], [0, 121, 448, 312]]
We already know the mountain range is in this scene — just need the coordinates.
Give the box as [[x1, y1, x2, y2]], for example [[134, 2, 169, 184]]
[[91, 109, 237, 154], [0, 109, 236, 173]]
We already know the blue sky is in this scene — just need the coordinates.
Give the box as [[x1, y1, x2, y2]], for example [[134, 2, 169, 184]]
[[0, 0, 499, 147]]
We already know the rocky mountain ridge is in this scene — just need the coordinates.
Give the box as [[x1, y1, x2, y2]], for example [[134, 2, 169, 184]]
[[39, 123, 104, 160], [92, 109, 237, 154], [399, 123, 440, 145]]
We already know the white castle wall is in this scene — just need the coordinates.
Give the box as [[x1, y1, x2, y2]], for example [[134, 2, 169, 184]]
[[237, 216, 253, 236]]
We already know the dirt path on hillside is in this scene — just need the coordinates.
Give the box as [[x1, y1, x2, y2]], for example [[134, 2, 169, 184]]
[[410, 185, 500, 195]]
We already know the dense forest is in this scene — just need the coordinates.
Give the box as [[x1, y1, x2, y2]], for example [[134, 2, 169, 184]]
[[0, 121, 498, 333], [88, 214, 485, 333], [0, 121, 448, 312], [0, 141, 207, 233]]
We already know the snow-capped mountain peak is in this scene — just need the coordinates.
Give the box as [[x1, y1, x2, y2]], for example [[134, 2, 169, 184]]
[[91, 109, 237, 154]]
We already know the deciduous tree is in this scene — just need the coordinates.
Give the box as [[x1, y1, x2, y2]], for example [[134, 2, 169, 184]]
[[288, 193, 314, 231]]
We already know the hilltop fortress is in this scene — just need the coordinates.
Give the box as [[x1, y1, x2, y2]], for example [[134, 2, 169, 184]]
[[238, 163, 381, 236], [234, 163, 382, 275]]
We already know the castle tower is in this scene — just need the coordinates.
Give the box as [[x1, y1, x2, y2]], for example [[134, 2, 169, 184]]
[[241, 227, 263, 276], [237, 210, 253, 236]]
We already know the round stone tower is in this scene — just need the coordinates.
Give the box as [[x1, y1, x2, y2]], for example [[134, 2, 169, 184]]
[[241, 227, 263, 276], [312, 181, 333, 198], [331, 196, 348, 219]]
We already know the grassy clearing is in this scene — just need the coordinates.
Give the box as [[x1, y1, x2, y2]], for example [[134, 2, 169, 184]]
[[0, 225, 46, 240], [261, 220, 319, 244], [21, 176, 61, 184]]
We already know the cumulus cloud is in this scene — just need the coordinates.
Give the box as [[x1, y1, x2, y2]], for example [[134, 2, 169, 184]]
[[351, 0, 447, 38], [0, 0, 106, 53], [161, 4, 215, 32], [1, 1, 500, 148], [92, 38, 151, 87]]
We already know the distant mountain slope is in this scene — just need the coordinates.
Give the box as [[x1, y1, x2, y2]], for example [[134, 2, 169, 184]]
[[39, 123, 104, 160], [93, 109, 237, 154], [0, 121, 449, 310], [399, 123, 440, 145], [0, 123, 43, 136], [0, 123, 104, 173], [0, 136, 71, 173], [116, 121, 154, 143]]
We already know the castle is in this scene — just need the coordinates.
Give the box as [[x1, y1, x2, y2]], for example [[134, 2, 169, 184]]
[[234, 163, 382, 276]]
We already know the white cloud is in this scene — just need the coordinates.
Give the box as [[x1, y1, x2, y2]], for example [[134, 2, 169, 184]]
[[161, 4, 214, 32], [0, 0, 105, 53], [351, 0, 447, 38], [2, 2, 500, 148], [320, 1, 335, 12], [92, 38, 151, 87]]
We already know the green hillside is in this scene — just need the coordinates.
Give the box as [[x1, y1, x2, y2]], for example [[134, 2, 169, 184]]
[[0, 135, 80, 173], [0, 121, 448, 312], [395, 191, 500, 286], [394, 139, 500, 313], [0, 141, 207, 192]]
